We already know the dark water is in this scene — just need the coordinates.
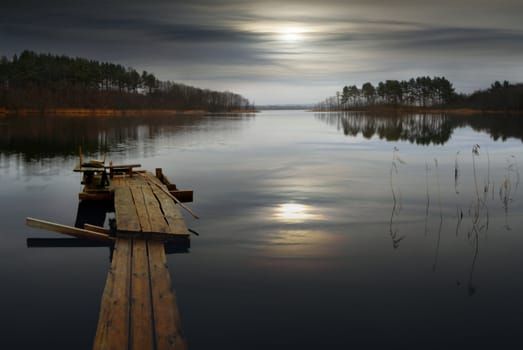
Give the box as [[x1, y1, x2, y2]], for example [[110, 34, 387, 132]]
[[1, 111, 522, 349]]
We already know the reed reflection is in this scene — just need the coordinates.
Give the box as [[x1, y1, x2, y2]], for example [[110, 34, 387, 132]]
[[431, 158, 444, 272], [386, 143, 519, 296], [500, 155, 520, 230], [389, 147, 405, 249]]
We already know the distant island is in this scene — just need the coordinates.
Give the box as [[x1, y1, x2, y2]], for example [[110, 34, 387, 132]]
[[315, 76, 523, 114], [0, 51, 255, 115]]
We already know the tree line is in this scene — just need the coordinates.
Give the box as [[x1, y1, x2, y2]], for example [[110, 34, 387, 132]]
[[0, 50, 254, 112], [462, 81, 523, 112], [315, 76, 523, 112]]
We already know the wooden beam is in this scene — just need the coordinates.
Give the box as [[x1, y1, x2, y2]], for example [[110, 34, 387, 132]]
[[105, 164, 142, 169], [84, 224, 111, 234], [106, 164, 142, 178], [26, 217, 114, 242]]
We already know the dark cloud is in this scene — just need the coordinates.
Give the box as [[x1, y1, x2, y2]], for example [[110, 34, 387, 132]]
[[313, 24, 523, 54]]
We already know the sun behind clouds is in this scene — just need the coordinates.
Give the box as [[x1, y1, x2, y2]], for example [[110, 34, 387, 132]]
[[240, 22, 311, 43]]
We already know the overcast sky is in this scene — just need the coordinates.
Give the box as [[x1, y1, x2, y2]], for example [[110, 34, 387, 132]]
[[2, 0, 523, 104]]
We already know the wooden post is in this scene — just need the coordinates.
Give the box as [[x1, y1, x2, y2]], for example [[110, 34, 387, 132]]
[[156, 168, 178, 190], [155, 168, 164, 182]]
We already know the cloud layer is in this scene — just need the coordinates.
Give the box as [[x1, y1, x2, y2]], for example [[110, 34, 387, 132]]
[[2, 0, 523, 104]]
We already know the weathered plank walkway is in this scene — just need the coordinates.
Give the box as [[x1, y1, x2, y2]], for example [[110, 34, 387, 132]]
[[93, 171, 189, 350], [93, 238, 187, 350]]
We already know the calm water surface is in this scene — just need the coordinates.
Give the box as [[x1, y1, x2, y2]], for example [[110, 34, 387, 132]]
[[1, 111, 522, 349]]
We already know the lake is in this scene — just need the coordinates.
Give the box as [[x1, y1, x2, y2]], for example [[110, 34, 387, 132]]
[[1, 111, 522, 349]]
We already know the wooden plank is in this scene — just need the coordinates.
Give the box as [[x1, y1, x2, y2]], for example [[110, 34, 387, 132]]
[[122, 175, 143, 187], [114, 179, 189, 239], [110, 176, 122, 186], [139, 173, 199, 220], [93, 238, 132, 350], [130, 239, 155, 350], [84, 224, 110, 234], [114, 186, 141, 233], [142, 184, 172, 234], [26, 217, 114, 242], [146, 171, 167, 187], [148, 240, 188, 350], [151, 188, 190, 236], [130, 186, 152, 232]]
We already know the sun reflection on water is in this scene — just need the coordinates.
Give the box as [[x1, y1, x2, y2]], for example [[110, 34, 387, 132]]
[[274, 203, 325, 223], [254, 229, 342, 271]]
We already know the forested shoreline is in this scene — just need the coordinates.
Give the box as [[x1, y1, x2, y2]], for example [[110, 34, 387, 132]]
[[315, 76, 523, 113], [0, 51, 254, 113]]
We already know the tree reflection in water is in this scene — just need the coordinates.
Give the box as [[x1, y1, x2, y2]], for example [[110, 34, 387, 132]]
[[316, 112, 454, 145], [315, 111, 523, 145]]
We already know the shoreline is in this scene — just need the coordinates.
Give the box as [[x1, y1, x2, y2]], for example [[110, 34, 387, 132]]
[[0, 107, 257, 117]]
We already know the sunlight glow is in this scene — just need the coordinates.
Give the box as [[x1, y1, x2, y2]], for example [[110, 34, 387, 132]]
[[277, 27, 306, 42], [239, 22, 311, 43]]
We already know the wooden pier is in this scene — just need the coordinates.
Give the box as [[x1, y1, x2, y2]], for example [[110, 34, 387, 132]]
[[26, 165, 192, 350], [94, 171, 189, 350]]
